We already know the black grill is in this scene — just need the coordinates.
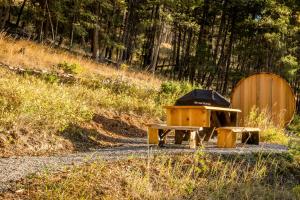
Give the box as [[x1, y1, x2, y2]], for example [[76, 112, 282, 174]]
[[175, 89, 230, 108]]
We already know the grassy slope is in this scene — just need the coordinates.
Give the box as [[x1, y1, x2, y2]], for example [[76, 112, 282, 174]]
[[0, 33, 297, 156], [0, 35, 299, 199], [0, 34, 170, 156], [0, 34, 162, 90]]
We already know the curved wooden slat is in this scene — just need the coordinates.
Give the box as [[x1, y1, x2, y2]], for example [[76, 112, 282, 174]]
[[231, 73, 296, 127]]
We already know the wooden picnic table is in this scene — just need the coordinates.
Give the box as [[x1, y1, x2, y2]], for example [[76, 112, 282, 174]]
[[164, 105, 241, 127], [147, 106, 260, 149]]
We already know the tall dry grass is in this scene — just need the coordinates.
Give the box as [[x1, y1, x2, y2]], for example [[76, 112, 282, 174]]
[[245, 107, 289, 145], [8, 152, 299, 200], [0, 33, 163, 90], [0, 33, 199, 155]]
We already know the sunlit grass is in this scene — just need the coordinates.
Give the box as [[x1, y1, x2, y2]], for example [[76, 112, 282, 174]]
[[11, 152, 299, 200], [0, 33, 163, 90], [245, 107, 289, 145]]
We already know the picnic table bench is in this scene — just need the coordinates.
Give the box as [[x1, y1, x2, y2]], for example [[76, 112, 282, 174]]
[[147, 124, 203, 148], [216, 127, 260, 148], [147, 105, 261, 149]]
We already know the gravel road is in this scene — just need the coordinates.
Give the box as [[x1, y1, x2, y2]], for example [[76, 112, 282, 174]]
[[0, 138, 288, 193]]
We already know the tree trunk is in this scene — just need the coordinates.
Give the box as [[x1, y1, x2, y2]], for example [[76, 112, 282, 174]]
[[213, 0, 227, 64], [69, 15, 75, 49], [0, 2, 10, 30], [92, 3, 100, 60], [222, 13, 236, 94], [16, 0, 27, 27]]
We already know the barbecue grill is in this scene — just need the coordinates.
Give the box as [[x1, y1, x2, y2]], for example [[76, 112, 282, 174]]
[[175, 89, 230, 107]]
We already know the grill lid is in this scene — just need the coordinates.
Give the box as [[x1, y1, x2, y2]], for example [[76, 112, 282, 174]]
[[175, 89, 230, 107]]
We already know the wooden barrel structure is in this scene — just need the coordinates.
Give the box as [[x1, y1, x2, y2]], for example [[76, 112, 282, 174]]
[[231, 73, 296, 127]]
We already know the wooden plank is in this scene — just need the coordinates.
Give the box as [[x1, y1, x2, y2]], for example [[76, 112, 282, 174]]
[[216, 127, 260, 133], [217, 129, 237, 148], [148, 127, 159, 144], [164, 106, 241, 113], [189, 108, 203, 125], [147, 124, 203, 131], [231, 73, 296, 127], [203, 106, 241, 112], [181, 108, 190, 126], [164, 107, 210, 127]]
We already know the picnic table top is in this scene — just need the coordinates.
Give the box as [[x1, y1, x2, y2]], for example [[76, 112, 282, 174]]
[[163, 105, 241, 113]]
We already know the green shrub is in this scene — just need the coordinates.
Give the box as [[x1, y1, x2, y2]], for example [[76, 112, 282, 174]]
[[120, 63, 129, 71], [288, 115, 300, 137], [41, 72, 60, 83], [57, 61, 84, 74], [156, 81, 201, 106]]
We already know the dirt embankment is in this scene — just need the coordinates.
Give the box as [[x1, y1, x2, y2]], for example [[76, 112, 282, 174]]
[[0, 110, 155, 157]]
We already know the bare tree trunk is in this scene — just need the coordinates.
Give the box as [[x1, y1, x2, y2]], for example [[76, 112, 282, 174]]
[[16, 0, 27, 27], [92, 3, 100, 60], [150, 6, 164, 73], [213, 0, 227, 63], [222, 13, 236, 94], [45, 0, 55, 41], [0, 0, 12, 29], [69, 15, 75, 49]]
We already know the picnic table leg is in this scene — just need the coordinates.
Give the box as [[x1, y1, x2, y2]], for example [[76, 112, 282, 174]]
[[189, 131, 200, 149], [197, 128, 214, 142], [183, 131, 191, 141], [158, 129, 171, 147], [175, 130, 185, 144], [241, 131, 260, 145], [148, 127, 159, 144]]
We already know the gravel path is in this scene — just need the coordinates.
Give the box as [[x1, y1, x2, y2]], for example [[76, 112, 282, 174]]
[[0, 138, 288, 193]]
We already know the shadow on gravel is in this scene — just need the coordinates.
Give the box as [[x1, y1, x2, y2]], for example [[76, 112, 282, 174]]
[[92, 114, 147, 138]]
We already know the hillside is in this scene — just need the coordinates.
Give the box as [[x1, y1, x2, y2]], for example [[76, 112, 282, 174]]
[[0, 34, 299, 156], [0, 34, 177, 157], [0, 33, 299, 200], [1, 1, 300, 199]]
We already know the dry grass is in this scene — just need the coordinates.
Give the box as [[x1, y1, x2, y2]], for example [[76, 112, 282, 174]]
[[0, 67, 161, 156], [0, 34, 198, 156], [3, 152, 299, 200], [0, 33, 295, 156], [245, 107, 289, 145], [0, 33, 163, 90]]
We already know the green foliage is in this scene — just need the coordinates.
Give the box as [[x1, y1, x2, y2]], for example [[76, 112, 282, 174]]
[[5, 0, 300, 96], [156, 81, 201, 106], [293, 185, 300, 200], [120, 63, 129, 71], [57, 61, 84, 75], [0, 87, 22, 128], [41, 72, 60, 84], [288, 115, 300, 137], [280, 55, 299, 79]]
